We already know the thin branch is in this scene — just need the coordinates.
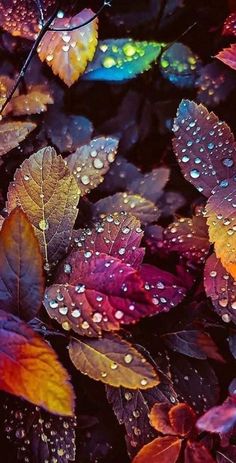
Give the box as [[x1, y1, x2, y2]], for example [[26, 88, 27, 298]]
[[34, 0, 45, 26], [0, 9, 58, 115], [49, 0, 112, 32], [156, 0, 167, 29], [162, 21, 197, 53]]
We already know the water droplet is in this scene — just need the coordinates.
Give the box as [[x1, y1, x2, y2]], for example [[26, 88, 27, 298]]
[[124, 354, 133, 364], [115, 310, 124, 319], [71, 309, 81, 318], [111, 362, 118, 370], [39, 219, 49, 231], [93, 158, 104, 169], [59, 306, 68, 315], [190, 169, 200, 179], [49, 299, 58, 309], [140, 378, 148, 386], [64, 263, 72, 274], [222, 313, 231, 323], [103, 56, 116, 68], [75, 284, 86, 293], [208, 142, 214, 150], [93, 312, 103, 323]]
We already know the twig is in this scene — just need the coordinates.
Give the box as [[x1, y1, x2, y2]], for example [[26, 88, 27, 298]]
[[49, 0, 112, 32], [162, 21, 197, 53], [34, 0, 45, 26], [156, 0, 167, 29]]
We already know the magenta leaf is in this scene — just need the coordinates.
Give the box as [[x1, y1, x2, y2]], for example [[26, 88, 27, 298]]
[[197, 397, 236, 434], [223, 13, 236, 36], [216, 44, 236, 72]]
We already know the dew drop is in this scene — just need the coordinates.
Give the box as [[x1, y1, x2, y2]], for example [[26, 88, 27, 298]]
[[124, 354, 133, 364], [49, 299, 58, 309], [190, 169, 200, 179], [39, 219, 49, 231]]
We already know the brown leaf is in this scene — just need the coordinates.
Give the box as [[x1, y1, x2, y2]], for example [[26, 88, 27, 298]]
[[149, 403, 175, 435], [0, 121, 36, 157], [12, 86, 54, 116], [132, 436, 182, 463], [7, 147, 80, 268]]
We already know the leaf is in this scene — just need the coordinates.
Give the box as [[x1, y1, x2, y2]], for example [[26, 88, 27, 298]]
[[92, 192, 159, 225], [196, 62, 236, 107], [0, 0, 56, 40], [206, 179, 236, 279], [197, 397, 236, 434], [0, 309, 74, 415], [44, 250, 155, 337], [107, 378, 178, 456], [83, 39, 163, 81], [216, 44, 236, 71], [149, 403, 176, 435], [11, 86, 54, 116], [0, 121, 36, 157], [38, 9, 98, 86], [172, 100, 236, 197], [3, 397, 76, 463], [184, 441, 216, 463], [140, 264, 188, 313], [168, 403, 196, 436], [0, 207, 44, 321], [45, 109, 93, 153], [163, 215, 210, 264], [100, 156, 142, 194], [204, 253, 236, 324], [72, 212, 144, 268], [129, 167, 170, 203], [223, 13, 236, 36], [162, 330, 224, 361], [160, 43, 201, 88], [69, 332, 159, 389], [7, 147, 80, 268], [66, 137, 119, 195], [132, 436, 182, 463]]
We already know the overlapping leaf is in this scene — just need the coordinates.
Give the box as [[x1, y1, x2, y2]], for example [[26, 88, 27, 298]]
[[83, 39, 163, 81], [160, 43, 201, 88], [197, 396, 236, 434], [66, 137, 119, 195], [11, 86, 54, 116], [0, 121, 36, 157], [216, 44, 236, 71], [132, 436, 182, 463], [44, 250, 155, 337], [196, 63, 236, 107], [163, 215, 210, 264], [0, 310, 74, 415], [0, 208, 44, 321], [3, 397, 76, 463], [69, 332, 159, 389], [38, 9, 98, 86], [149, 402, 196, 437], [7, 147, 80, 268], [92, 192, 159, 224], [204, 253, 236, 324], [162, 330, 223, 361], [73, 212, 145, 268], [172, 100, 236, 197], [223, 12, 236, 36], [184, 441, 216, 463], [129, 167, 170, 203]]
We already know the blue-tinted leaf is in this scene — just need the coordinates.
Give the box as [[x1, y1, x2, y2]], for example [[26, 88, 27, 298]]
[[160, 43, 201, 88], [83, 39, 163, 82]]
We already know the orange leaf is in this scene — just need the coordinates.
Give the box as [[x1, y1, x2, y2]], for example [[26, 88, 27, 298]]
[[132, 436, 182, 463], [0, 121, 36, 157], [37, 9, 98, 86], [7, 147, 80, 268], [0, 309, 74, 416], [149, 403, 176, 435], [168, 403, 196, 436], [206, 178, 236, 279], [0, 207, 44, 321], [12, 86, 54, 116], [66, 137, 119, 195]]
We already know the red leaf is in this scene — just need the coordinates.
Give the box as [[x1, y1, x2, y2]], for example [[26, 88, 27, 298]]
[[216, 44, 236, 71], [168, 403, 196, 437], [73, 212, 145, 268], [197, 397, 236, 434], [0, 207, 44, 321], [223, 13, 236, 36], [140, 264, 187, 313], [149, 403, 176, 435], [196, 62, 236, 108], [44, 250, 155, 337], [0, 310, 74, 415], [172, 99, 236, 197], [132, 436, 182, 463], [38, 9, 98, 86], [184, 441, 216, 463], [204, 253, 236, 324]]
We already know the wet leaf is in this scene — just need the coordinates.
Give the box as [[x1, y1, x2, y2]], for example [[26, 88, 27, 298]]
[[197, 396, 236, 434], [162, 330, 224, 361], [44, 250, 155, 337], [204, 253, 236, 324], [83, 39, 163, 81], [0, 309, 74, 415], [172, 100, 236, 197], [184, 441, 216, 463], [168, 403, 196, 436], [129, 167, 170, 203], [160, 43, 201, 88], [206, 178, 236, 280], [101, 156, 141, 194], [7, 147, 80, 268], [11, 86, 54, 116], [223, 13, 236, 36], [38, 9, 98, 86], [196, 62, 236, 107], [66, 137, 119, 195], [3, 397, 76, 463], [92, 192, 159, 225], [0, 121, 36, 157], [132, 436, 182, 463], [0, 207, 44, 321], [69, 332, 159, 389], [163, 215, 210, 264], [216, 44, 236, 71]]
